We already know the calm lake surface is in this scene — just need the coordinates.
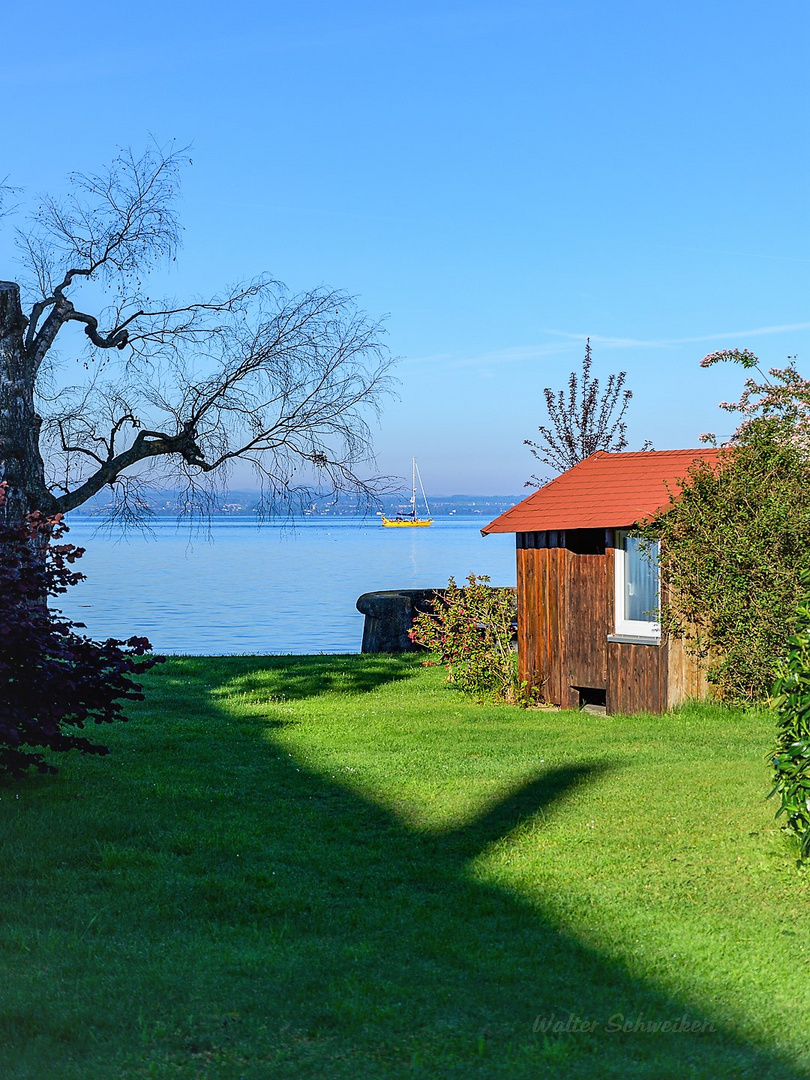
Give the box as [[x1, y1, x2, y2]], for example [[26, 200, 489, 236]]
[[59, 516, 516, 655]]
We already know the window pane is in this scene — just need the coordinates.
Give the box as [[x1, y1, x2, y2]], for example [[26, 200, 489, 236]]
[[624, 537, 659, 623]]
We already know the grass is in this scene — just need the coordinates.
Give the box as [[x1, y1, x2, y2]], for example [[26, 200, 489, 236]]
[[1, 653, 810, 1079]]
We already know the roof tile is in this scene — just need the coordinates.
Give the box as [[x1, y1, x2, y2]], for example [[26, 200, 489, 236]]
[[482, 449, 723, 534]]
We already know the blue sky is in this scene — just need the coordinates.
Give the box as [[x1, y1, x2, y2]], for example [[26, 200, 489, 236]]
[[1, 0, 808, 493]]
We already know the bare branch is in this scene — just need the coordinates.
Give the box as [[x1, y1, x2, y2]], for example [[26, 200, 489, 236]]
[[36, 141, 184, 290], [53, 424, 203, 513], [0, 177, 21, 223], [18, 141, 187, 365], [2, 142, 397, 523]]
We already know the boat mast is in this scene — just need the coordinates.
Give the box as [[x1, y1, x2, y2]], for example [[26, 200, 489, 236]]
[[411, 457, 417, 518], [414, 458, 431, 517]]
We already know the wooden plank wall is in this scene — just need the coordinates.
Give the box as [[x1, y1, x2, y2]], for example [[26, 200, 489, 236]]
[[666, 635, 712, 708], [606, 640, 667, 714], [516, 530, 710, 713], [516, 532, 565, 703]]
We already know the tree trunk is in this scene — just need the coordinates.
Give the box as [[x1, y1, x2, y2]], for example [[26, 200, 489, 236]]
[[0, 282, 57, 523]]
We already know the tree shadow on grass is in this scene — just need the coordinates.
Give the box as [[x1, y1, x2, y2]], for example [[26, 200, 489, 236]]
[[2, 660, 807, 1079], [209, 753, 800, 1079]]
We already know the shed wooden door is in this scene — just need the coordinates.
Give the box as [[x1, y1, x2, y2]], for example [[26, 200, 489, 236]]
[[517, 530, 610, 708], [564, 544, 610, 696]]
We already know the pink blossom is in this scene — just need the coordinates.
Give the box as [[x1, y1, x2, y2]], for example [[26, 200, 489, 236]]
[[700, 348, 759, 369]]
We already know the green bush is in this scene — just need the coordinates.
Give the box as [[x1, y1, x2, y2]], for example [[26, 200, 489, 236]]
[[638, 353, 810, 706], [409, 574, 525, 704], [639, 418, 810, 705], [769, 576, 810, 862]]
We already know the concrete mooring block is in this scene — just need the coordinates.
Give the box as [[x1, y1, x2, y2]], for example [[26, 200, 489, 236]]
[[355, 589, 441, 653]]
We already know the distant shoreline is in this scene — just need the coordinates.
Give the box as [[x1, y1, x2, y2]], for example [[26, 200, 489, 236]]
[[65, 510, 509, 522], [66, 497, 523, 520]]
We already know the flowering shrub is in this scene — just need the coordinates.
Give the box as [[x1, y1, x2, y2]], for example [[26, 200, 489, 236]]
[[638, 350, 810, 705], [409, 574, 525, 704], [699, 347, 760, 370], [698, 351, 810, 445], [0, 483, 162, 778]]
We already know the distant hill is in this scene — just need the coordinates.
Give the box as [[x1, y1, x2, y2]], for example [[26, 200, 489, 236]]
[[66, 490, 524, 519]]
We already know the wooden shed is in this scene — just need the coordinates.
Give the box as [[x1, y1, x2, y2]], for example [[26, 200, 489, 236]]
[[482, 449, 722, 715]]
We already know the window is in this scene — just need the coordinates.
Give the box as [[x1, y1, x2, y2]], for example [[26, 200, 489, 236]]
[[613, 531, 660, 641]]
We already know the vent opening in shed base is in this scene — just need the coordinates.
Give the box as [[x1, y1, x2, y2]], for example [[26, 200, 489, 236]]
[[575, 686, 606, 715]]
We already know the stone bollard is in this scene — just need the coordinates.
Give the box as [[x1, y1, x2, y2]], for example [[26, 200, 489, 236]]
[[355, 589, 442, 653]]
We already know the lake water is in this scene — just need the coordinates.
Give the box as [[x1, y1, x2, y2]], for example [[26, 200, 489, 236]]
[[59, 516, 517, 655]]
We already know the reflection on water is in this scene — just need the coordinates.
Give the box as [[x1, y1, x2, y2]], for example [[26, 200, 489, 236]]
[[59, 516, 516, 655]]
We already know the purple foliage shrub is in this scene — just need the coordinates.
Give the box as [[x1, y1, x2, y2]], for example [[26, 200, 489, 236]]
[[0, 482, 162, 778]]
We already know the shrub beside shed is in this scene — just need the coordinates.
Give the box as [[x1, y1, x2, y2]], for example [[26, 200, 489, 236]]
[[482, 449, 723, 715]]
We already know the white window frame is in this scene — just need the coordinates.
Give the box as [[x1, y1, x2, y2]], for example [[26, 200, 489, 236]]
[[613, 530, 661, 642]]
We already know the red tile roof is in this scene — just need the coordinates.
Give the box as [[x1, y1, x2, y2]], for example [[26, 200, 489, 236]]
[[482, 449, 724, 534]]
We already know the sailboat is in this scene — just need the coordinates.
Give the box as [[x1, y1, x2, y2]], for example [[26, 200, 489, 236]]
[[381, 458, 434, 527]]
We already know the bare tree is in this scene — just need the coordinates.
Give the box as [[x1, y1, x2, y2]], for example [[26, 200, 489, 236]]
[[524, 338, 646, 487], [0, 143, 396, 526]]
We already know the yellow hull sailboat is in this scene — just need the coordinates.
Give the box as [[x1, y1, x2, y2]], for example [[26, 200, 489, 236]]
[[381, 458, 433, 527]]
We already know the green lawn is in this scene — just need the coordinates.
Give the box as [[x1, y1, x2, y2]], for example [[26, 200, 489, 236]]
[[2, 655, 809, 1079]]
